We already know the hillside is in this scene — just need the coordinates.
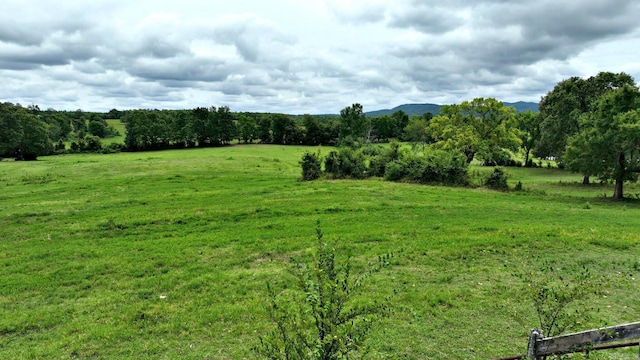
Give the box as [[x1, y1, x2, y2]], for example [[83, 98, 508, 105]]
[[366, 101, 538, 117]]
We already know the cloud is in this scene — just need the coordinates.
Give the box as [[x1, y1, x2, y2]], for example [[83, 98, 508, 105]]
[[0, 0, 639, 113], [388, 5, 463, 34], [324, 0, 390, 24]]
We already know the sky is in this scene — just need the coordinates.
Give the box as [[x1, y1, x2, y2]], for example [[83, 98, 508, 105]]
[[1, 0, 639, 114]]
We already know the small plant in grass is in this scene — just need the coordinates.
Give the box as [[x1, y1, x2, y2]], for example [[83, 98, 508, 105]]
[[255, 222, 396, 359], [516, 263, 604, 338], [515, 181, 523, 191]]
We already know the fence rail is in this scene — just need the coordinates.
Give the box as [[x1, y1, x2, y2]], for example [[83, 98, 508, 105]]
[[493, 321, 640, 360]]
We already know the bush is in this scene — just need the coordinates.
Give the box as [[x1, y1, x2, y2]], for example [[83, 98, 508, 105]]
[[384, 150, 468, 186], [255, 222, 396, 359], [485, 167, 508, 190], [323, 147, 368, 179], [482, 149, 511, 166], [102, 143, 124, 154], [299, 151, 322, 181], [515, 181, 523, 191], [369, 141, 403, 177]]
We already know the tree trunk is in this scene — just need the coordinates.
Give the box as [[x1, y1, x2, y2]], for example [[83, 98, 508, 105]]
[[613, 152, 625, 199], [465, 151, 475, 164], [613, 179, 624, 199], [582, 175, 590, 185], [524, 149, 531, 167]]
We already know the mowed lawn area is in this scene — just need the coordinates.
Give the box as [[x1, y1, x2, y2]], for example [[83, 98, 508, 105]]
[[1, 145, 639, 359]]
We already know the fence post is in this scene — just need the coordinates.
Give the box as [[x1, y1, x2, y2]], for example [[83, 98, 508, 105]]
[[526, 329, 543, 360]]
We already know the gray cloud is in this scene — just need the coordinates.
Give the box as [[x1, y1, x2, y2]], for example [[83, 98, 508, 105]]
[[388, 6, 462, 34]]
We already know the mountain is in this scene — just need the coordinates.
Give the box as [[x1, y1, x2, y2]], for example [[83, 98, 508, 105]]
[[365, 101, 538, 117]]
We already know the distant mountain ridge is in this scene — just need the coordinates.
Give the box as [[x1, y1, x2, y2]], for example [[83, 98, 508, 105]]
[[366, 101, 538, 117]]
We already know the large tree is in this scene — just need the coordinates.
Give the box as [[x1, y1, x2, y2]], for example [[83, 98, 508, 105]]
[[516, 110, 543, 166], [426, 98, 520, 164], [0, 103, 52, 160], [338, 103, 368, 144], [537, 72, 635, 160], [564, 84, 640, 199]]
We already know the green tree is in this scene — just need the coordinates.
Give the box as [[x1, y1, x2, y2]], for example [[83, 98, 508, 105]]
[[427, 98, 520, 164], [17, 110, 53, 160], [0, 103, 52, 160], [537, 72, 635, 183], [564, 84, 640, 199], [390, 110, 410, 140], [0, 103, 23, 157], [237, 114, 258, 144], [271, 114, 298, 145], [88, 119, 108, 138], [257, 115, 273, 144], [516, 110, 543, 166], [404, 116, 430, 152], [302, 114, 323, 145], [124, 110, 171, 151], [214, 106, 237, 145], [338, 103, 368, 144]]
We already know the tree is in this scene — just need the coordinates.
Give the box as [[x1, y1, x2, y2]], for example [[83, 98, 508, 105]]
[[516, 110, 543, 166], [0, 103, 23, 157], [426, 98, 521, 164], [257, 115, 273, 144], [237, 114, 257, 144], [537, 72, 635, 180], [0, 103, 52, 160], [338, 103, 368, 144], [302, 114, 323, 145], [564, 84, 640, 199], [16, 110, 53, 160], [271, 114, 298, 145], [404, 116, 431, 152], [215, 106, 237, 145], [88, 119, 108, 138]]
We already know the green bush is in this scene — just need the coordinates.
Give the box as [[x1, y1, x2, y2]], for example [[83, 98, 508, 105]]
[[299, 151, 322, 181], [255, 222, 395, 359], [102, 143, 124, 154], [485, 167, 508, 190], [323, 147, 368, 179], [384, 150, 468, 185]]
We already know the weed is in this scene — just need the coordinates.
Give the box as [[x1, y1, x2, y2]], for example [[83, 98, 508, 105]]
[[255, 221, 396, 359]]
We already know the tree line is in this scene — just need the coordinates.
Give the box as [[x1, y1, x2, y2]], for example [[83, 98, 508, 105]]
[[2, 71, 639, 197]]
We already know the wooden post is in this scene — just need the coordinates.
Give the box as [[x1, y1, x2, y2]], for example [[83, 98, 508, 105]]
[[526, 329, 543, 360]]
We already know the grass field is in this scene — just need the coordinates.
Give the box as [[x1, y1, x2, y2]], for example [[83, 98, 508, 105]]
[[1, 145, 639, 359]]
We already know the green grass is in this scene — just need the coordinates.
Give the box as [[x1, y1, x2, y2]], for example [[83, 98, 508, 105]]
[[1, 146, 639, 359]]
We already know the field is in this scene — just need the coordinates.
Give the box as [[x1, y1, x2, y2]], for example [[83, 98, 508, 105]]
[[1, 145, 639, 359]]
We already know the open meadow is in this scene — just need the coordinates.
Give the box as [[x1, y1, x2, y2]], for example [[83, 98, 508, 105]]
[[1, 145, 639, 359]]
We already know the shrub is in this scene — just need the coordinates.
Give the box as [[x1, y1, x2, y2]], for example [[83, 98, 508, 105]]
[[255, 222, 396, 359], [485, 167, 508, 190], [515, 181, 523, 191], [102, 143, 124, 154], [383, 160, 405, 181], [369, 141, 403, 177], [384, 150, 468, 186], [323, 147, 368, 179], [299, 151, 322, 181], [482, 149, 511, 166]]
